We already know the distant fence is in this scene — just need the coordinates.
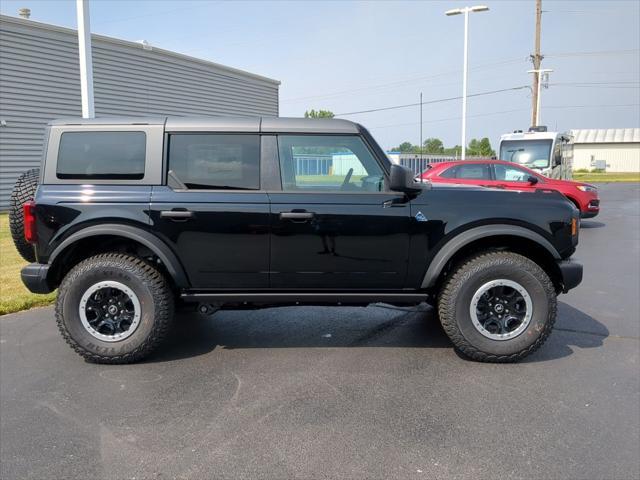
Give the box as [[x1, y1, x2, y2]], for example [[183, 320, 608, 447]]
[[292, 153, 487, 177], [397, 155, 488, 175], [293, 154, 368, 176], [294, 155, 332, 176], [399, 156, 455, 175]]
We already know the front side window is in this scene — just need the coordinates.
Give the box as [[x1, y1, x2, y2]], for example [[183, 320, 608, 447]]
[[277, 135, 384, 192], [441, 164, 491, 180], [57, 131, 146, 179], [494, 164, 531, 182], [168, 134, 260, 190]]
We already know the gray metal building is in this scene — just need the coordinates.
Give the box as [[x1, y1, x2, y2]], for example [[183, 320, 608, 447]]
[[0, 14, 280, 208]]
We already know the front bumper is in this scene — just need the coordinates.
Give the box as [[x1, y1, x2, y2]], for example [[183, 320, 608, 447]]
[[558, 259, 583, 293], [581, 199, 600, 218], [21, 263, 54, 294]]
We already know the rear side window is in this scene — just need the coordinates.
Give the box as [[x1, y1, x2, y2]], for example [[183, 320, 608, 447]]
[[440, 164, 491, 180], [168, 134, 260, 190], [57, 131, 146, 179]]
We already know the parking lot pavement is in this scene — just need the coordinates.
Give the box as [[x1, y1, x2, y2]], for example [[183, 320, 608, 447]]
[[1, 184, 639, 480]]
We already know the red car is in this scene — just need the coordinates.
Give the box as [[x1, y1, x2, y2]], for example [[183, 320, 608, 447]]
[[419, 160, 600, 218]]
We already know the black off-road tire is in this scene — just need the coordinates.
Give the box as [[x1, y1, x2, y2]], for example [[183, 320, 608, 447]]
[[56, 253, 174, 364], [438, 251, 556, 363], [9, 168, 39, 262]]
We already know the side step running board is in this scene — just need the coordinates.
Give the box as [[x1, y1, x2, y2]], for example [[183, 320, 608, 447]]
[[181, 292, 428, 306]]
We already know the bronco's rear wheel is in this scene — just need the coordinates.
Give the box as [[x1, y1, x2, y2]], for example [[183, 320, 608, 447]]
[[9, 168, 39, 262], [437, 251, 556, 363], [56, 253, 174, 364]]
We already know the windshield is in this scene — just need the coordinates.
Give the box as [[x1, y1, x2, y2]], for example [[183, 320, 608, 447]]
[[499, 139, 552, 168]]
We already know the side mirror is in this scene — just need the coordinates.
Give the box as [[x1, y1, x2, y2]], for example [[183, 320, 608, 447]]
[[528, 175, 539, 185], [389, 164, 422, 195]]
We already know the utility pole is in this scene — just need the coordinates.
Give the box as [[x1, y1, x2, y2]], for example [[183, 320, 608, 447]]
[[528, 68, 553, 126], [76, 0, 95, 118], [530, 0, 542, 127]]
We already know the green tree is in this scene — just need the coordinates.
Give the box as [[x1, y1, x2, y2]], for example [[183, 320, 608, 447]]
[[467, 137, 495, 157], [423, 138, 444, 154], [304, 109, 335, 119], [443, 145, 462, 157], [391, 141, 415, 152]]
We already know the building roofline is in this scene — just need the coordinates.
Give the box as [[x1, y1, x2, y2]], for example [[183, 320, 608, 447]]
[[0, 14, 281, 86], [570, 128, 640, 144]]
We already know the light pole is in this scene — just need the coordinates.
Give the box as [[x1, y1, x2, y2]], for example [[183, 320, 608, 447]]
[[527, 68, 553, 127], [76, 0, 95, 118], [445, 5, 489, 160]]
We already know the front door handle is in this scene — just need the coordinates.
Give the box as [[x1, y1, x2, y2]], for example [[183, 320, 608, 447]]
[[160, 210, 194, 221], [280, 211, 315, 222]]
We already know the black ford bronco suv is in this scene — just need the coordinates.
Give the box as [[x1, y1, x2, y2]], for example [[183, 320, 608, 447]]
[[10, 116, 582, 364]]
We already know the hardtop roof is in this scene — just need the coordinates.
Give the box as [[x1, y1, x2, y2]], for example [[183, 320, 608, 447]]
[[49, 116, 361, 134]]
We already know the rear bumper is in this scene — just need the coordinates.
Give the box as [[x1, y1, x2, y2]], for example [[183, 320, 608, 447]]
[[21, 263, 54, 294], [558, 259, 583, 293]]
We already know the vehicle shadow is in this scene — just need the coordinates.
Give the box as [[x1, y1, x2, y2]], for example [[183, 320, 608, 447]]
[[580, 220, 606, 229], [146, 301, 608, 364], [147, 303, 448, 363], [521, 301, 609, 363]]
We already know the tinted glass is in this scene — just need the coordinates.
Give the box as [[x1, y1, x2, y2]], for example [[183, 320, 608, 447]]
[[57, 131, 146, 179], [494, 164, 530, 182], [278, 135, 384, 192], [441, 164, 490, 180], [168, 134, 260, 190], [499, 139, 552, 168], [440, 166, 458, 178]]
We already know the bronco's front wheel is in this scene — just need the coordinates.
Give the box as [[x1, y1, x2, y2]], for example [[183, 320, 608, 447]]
[[438, 251, 556, 363], [56, 253, 174, 364]]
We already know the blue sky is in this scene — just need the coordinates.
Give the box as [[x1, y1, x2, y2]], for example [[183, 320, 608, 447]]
[[1, 0, 639, 149]]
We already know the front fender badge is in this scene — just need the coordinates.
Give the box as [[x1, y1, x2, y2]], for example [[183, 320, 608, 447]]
[[415, 211, 428, 222]]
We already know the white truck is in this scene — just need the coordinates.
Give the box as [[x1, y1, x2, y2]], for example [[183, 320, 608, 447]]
[[499, 127, 573, 180]]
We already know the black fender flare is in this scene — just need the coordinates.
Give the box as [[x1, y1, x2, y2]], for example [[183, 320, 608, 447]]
[[421, 224, 560, 288], [48, 224, 190, 288]]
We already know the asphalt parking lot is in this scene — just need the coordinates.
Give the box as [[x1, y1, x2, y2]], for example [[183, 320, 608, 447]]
[[1, 183, 639, 480]]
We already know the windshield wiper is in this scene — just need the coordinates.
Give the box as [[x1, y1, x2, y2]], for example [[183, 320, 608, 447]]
[[507, 148, 524, 161]]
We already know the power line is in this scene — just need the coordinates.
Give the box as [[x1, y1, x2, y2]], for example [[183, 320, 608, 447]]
[[545, 49, 640, 58], [367, 104, 640, 130], [549, 83, 640, 90], [281, 57, 525, 103], [545, 9, 637, 15], [546, 103, 640, 108], [370, 108, 528, 129], [335, 86, 530, 116], [552, 81, 640, 85], [283, 49, 639, 105]]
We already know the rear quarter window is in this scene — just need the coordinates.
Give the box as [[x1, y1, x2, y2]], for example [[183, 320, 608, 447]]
[[56, 131, 146, 179]]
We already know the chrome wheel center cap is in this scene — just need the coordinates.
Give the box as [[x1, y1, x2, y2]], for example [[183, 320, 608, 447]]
[[494, 303, 504, 313]]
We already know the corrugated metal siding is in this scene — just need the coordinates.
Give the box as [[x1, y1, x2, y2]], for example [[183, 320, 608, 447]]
[[573, 144, 640, 172], [571, 128, 640, 144], [0, 15, 279, 209]]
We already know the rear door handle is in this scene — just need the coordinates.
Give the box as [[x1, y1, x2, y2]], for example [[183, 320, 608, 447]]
[[160, 210, 194, 221], [280, 211, 315, 222]]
